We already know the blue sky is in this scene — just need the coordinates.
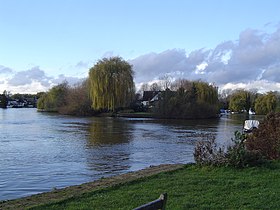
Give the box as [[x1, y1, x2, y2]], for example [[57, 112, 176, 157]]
[[1, 0, 280, 93]]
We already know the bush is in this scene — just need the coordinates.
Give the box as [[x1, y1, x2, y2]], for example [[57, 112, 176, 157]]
[[194, 113, 280, 167], [246, 112, 280, 160], [59, 81, 95, 116], [226, 131, 265, 168], [194, 131, 266, 168], [194, 134, 227, 166]]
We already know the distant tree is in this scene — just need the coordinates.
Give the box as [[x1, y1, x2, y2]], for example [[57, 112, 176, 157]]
[[138, 83, 149, 98], [170, 79, 192, 91], [88, 57, 135, 112], [254, 92, 277, 115], [37, 82, 68, 111], [149, 82, 162, 91], [195, 81, 218, 105], [140, 83, 149, 92], [276, 93, 280, 113], [0, 91, 8, 108], [36, 92, 45, 99], [10, 93, 23, 101], [156, 80, 219, 119], [159, 75, 172, 90], [59, 80, 94, 116], [229, 90, 251, 112]]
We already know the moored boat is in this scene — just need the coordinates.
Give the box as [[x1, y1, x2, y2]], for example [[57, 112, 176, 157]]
[[249, 108, 256, 115], [243, 120, 259, 133]]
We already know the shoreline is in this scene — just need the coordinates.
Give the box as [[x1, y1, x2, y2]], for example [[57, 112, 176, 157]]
[[0, 164, 184, 210]]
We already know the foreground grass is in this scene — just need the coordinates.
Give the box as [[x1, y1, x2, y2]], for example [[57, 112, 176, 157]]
[[30, 162, 280, 210]]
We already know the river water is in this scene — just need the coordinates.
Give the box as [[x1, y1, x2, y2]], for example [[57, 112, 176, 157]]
[[0, 108, 260, 201]]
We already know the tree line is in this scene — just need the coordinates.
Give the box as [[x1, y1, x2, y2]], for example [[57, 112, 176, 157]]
[[0, 91, 40, 108], [155, 80, 219, 119], [220, 89, 280, 115], [36, 56, 280, 118], [37, 57, 134, 116]]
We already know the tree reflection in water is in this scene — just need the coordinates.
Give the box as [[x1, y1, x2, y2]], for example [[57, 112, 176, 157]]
[[85, 117, 133, 175]]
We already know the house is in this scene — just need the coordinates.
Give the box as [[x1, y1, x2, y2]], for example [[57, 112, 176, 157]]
[[142, 91, 161, 107]]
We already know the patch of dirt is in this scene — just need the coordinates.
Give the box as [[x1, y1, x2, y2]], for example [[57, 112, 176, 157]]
[[0, 164, 184, 210]]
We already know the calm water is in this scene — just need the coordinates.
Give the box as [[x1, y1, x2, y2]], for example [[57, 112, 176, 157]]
[[0, 108, 259, 201]]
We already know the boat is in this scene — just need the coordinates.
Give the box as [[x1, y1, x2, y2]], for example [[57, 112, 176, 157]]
[[249, 108, 256, 115], [243, 120, 259, 133], [220, 109, 231, 116]]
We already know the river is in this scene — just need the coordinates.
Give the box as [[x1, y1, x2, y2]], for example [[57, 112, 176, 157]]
[[0, 108, 261, 201]]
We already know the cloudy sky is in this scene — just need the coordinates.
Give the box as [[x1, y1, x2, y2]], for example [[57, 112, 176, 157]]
[[1, 0, 280, 93]]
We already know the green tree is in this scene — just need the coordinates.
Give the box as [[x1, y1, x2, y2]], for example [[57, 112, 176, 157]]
[[0, 91, 8, 108], [88, 57, 135, 112], [37, 82, 68, 111], [229, 90, 251, 112], [194, 81, 218, 105], [156, 80, 219, 119], [276, 93, 280, 112], [254, 92, 277, 115]]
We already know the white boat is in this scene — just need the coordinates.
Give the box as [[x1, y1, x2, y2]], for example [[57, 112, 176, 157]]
[[249, 108, 256, 115], [243, 120, 259, 133], [220, 109, 231, 116]]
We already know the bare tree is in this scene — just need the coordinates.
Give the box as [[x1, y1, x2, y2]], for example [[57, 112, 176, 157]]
[[159, 75, 172, 90], [149, 82, 162, 91], [140, 83, 149, 92], [170, 79, 192, 91]]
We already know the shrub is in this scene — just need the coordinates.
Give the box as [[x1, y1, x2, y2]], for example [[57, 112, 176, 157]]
[[226, 131, 265, 168], [59, 80, 94, 116], [194, 131, 266, 168], [246, 112, 280, 160], [194, 134, 227, 166]]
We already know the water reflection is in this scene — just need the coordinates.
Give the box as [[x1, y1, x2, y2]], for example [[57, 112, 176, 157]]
[[85, 117, 134, 176], [87, 117, 132, 145]]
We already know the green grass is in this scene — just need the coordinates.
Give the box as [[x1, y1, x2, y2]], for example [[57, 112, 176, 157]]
[[30, 162, 280, 210]]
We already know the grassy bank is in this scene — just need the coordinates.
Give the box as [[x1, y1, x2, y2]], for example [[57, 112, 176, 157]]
[[3, 161, 279, 210]]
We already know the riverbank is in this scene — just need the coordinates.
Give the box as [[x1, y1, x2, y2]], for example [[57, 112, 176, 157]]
[[0, 164, 184, 210], [2, 161, 280, 209]]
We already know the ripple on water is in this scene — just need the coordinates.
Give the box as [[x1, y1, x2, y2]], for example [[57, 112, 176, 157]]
[[0, 109, 248, 201]]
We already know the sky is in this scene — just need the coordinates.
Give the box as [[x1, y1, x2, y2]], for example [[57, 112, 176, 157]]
[[1, 0, 280, 94]]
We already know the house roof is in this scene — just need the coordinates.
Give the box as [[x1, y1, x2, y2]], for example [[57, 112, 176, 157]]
[[142, 91, 161, 101]]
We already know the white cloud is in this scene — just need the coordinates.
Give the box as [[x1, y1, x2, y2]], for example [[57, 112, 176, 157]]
[[195, 62, 208, 74], [0, 65, 13, 74], [8, 67, 51, 87], [261, 64, 280, 82], [220, 80, 280, 94], [0, 66, 83, 94], [1, 25, 280, 94], [129, 49, 189, 83], [130, 25, 280, 92], [51, 74, 82, 86]]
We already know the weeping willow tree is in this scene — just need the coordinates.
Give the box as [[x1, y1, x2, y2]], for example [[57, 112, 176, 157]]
[[89, 57, 135, 112]]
